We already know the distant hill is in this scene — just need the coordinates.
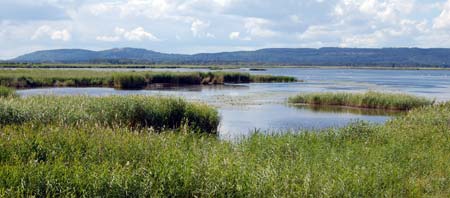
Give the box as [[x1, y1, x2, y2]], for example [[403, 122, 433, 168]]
[[11, 47, 450, 67]]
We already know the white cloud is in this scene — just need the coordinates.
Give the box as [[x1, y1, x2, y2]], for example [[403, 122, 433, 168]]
[[31, 25, 71, 41], [96, 27, 160, 42], [122, 27, 159, 41], [297, 25, 342, 41], [290, 15, 302, 24], [229, 32, 240, 40], [229, 31, 251, 41], [206, 32, 216, 38], [190, 19, 210, 37], [213, 0, 234, 7], [51, 29, 71, 41], [244, 17, 277, 38], [433, 0, 450, 29], [96, 35, 120, 42]]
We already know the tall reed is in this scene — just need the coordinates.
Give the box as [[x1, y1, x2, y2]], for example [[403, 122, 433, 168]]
[[0, 102, 449, 197], [0, 95, 219, 133]]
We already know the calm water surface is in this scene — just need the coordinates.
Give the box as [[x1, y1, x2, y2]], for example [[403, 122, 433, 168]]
[[17, 68, 450, 140]]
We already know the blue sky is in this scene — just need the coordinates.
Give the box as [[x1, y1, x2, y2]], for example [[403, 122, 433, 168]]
[[1, 0, 450, 59]]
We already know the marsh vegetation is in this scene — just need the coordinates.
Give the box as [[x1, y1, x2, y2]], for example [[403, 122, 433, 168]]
[[0, 86, 17, 98], [0, 95, 219, 133], [289, 91, 434, 110], [0, 69, 296, 89], [0, 96, 448, 197], [0, 76, 448, 197]]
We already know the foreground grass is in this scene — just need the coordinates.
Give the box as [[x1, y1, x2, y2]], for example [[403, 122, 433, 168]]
[[289, 91, 434, 110], [0, 101, 448, 196], [0, 95, 219, 133], [0, 69, 296, 89]]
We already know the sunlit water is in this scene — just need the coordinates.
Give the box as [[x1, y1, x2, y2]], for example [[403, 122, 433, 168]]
[[17, 68, 450, 140]]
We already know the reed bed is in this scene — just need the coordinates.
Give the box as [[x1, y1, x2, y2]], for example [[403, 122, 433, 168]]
[[0, 69, 296, 89], [0, 102, 448, 197], [0, 95, 219, 133], [288, 91, 434, 110], [0, 86, 17, 98]]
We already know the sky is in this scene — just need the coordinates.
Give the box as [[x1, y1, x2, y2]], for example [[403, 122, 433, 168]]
[[1, 0, 450, 59]]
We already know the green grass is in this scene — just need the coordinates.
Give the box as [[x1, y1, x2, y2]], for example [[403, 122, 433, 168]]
[[250, 74, 298, 83], [289, 91, 434, 110], [113, 73, 147, 89], [0, 95, 219, 133], [0, 101, 448, 197], [0, 86, 17, 98], [0, 69, 296, 89]]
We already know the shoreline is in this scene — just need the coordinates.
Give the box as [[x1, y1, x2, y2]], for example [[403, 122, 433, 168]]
[[1, 64, 450, 71]]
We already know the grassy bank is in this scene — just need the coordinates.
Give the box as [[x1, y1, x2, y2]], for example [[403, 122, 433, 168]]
[[0, 95, 219, 133], [0, 86, 16, 98], [289, 91, 434, 110], [0, 69, 296, 89], [0, 101, 448, 197]]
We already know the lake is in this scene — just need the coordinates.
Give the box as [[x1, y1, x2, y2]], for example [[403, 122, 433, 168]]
[[17, 68, 450, 140]]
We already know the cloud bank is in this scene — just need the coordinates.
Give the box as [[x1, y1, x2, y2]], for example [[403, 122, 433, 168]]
[[1, 0, 450, 59]]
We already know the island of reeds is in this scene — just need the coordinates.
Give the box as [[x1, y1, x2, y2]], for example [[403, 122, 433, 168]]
[[288, 91, 434, 110], [0, 95, 219, 133], [0, 88, 449, 197], [0, 69, 297, 89]]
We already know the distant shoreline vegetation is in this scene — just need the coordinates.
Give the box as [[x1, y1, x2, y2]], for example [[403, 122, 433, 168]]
[[288, 92, 434, 111], [1, 63, 450, 70], [0, 69, 297, 89]]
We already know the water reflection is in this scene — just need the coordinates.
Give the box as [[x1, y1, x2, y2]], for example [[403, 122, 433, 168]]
[[218, 104, 392, 140], [144, 84, 249, 92]]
